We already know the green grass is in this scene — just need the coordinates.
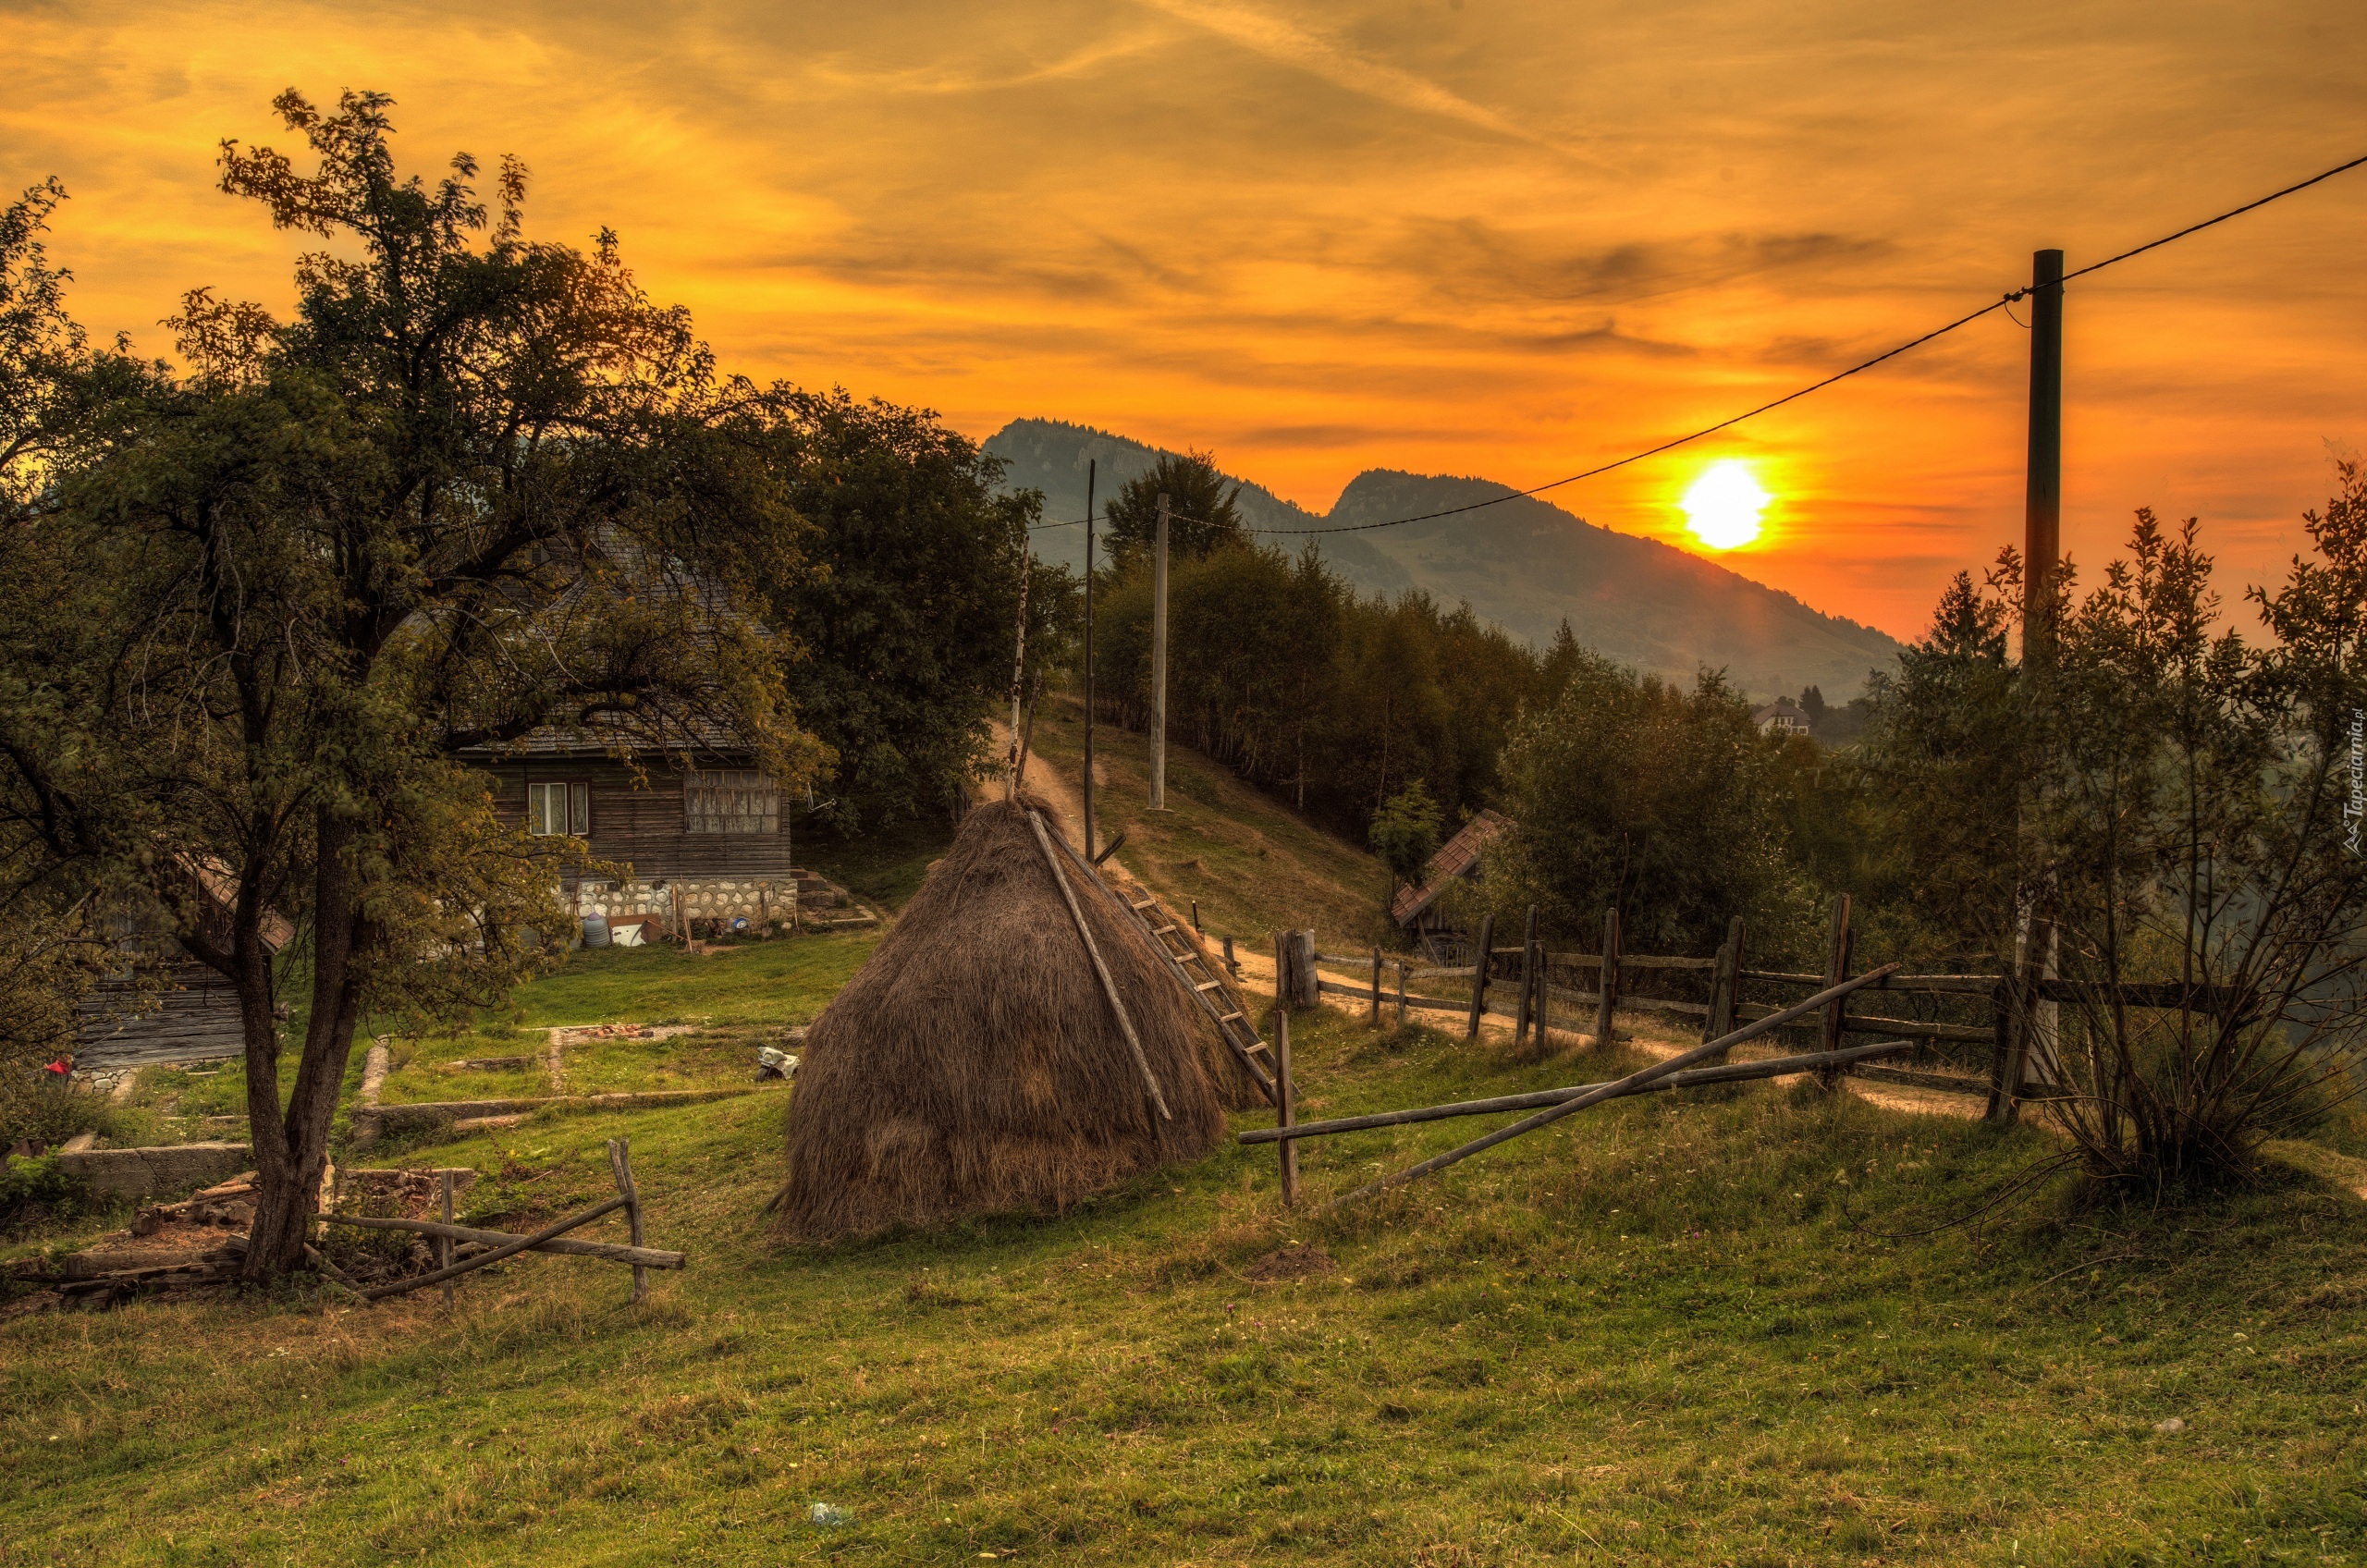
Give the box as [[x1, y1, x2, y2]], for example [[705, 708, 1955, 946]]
[[799, 812, 959, 913], [9, 974, 2367, 1565], [371, 935, 880, 1108], [1028, 694, 1401, 953]]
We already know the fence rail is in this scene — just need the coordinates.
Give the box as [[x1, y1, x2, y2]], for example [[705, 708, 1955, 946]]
[[1288, 892, 2250, 1122]]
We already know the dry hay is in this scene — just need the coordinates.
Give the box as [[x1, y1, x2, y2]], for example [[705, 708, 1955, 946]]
[[1244, 1242, 1333, 1282], [773, 794, 1249, 1242]]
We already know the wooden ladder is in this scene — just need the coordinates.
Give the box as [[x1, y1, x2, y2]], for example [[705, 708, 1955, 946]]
[[1044, 831, 1277, 1105], [1123, 889, 1279, 1106]]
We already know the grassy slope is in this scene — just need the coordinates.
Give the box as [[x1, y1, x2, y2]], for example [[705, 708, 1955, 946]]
[[1027, 693, 1398, 952], [369, 937, 877, 1109], [9, 784, 2367, 1565]]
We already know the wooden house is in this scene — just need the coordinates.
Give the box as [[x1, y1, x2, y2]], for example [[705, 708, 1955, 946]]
[[1390, 809, 1515, 955], [464, 731, 800, 938], [77, 862, 293, 1073]]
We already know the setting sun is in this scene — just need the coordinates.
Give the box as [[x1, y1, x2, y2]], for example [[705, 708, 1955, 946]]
[[1679, 461, 1771, 550]]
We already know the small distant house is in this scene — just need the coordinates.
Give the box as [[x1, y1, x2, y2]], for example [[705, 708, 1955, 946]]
[[1754, 697, 1811, 737], [1390, 809, 1515, 949]]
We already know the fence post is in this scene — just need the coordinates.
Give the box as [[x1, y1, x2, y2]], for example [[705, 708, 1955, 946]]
[[1395, 960, 1408, 1027], [1818, 895, 1855, 1084], [1984, 978, 2016, 1121], [437, 1170, 454, 1310], [1285, 930, 1318, 1010], [1531, 937, 1551, 1046], [1701, 929, 1731, 1045], [1464, 912, 1495, 1038], [1592, 906, 1621, 1048], [1222, 934, 1237, 978], [1514, 906, 1538, 1047], [607, 1136, 649, 1305], [1273, 1007, 1298, 1207], [1702, 915, 1746, 1056], [1370, 945, 1382, 1025]]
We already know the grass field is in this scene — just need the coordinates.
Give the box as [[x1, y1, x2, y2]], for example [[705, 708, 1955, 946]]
[[10, 925, 2367, 1564], [11, 753, 2367, 1565], [1025, 694, 1399, 952]]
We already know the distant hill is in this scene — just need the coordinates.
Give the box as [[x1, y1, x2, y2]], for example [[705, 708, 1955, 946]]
[[983, 418, 1901, 701]]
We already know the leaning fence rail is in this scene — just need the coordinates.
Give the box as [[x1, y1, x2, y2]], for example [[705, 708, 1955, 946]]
[[1293, 893, 2251, 1123]]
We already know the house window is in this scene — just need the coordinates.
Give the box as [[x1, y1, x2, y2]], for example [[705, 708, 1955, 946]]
[[527, 781, 590, 837], [685, 770, 778, 834]]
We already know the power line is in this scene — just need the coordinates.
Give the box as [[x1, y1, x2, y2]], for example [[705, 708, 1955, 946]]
[[1024, 150, 2367, 539]]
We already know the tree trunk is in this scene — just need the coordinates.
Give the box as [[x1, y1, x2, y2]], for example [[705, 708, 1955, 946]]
[[242, 810, 374, 1280]]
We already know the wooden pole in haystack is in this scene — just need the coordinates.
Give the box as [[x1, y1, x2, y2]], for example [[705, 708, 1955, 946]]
[[1005, 519, 1032, 802], [1030, 811, 1171, 1120]]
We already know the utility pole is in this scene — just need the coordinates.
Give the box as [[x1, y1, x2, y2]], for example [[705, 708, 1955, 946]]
[[1149, 492, 1171, 811], [1005, 523, 1029, 802], [2023, 248, 2064, 658], [1081, 459, 1097, 858], [2003, 246, 2067, 1120]]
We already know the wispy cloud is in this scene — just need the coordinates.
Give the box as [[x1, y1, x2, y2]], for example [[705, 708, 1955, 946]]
[[1138, 0, 1578, 158], [798, 31, 1166, 99]]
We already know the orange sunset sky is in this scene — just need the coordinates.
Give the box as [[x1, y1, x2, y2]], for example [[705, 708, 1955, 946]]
[[6, 1, 2362, 639]]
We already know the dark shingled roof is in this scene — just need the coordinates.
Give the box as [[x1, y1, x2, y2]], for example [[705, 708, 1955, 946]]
[[1390, 809, 1514, 925]]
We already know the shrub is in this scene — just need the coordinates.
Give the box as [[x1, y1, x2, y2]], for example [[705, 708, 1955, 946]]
[[0, 1152, 90, 1229]]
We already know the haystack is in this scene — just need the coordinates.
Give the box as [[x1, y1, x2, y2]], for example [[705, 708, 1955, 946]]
[[773, 794, 1242, 1242]]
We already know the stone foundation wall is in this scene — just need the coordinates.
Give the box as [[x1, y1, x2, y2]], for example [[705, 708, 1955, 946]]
[[573, 878, 793, 928]]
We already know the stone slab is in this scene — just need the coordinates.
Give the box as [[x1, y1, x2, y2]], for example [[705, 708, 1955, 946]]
[[57, 1142, 254, 1201]]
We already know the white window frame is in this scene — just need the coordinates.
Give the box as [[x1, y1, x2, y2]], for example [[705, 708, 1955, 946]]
[[527, 780, 590, 837]]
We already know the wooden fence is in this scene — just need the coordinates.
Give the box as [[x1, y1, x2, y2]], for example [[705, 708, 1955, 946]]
[[1287, 894, 2247, 1121]]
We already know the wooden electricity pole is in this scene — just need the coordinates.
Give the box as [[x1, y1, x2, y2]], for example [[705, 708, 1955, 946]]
[[2023, 248, 2065, 655], [2000, 247, 2067, 1121], [1082, 459, 1097, 858], [1149, 492, 1171, 811]]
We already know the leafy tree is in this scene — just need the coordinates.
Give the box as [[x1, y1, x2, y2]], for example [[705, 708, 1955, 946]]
[[1101, 449, 1245, 562], [0, 92, 821, 1278], [1850, 571, 2027, 963], [0, 181, 162, 1146], [1369, 780, 1444, 889], [1487, 655, 1809, 958], [2028, 496, 2367, 1181], [767, 389, 1072, 829]]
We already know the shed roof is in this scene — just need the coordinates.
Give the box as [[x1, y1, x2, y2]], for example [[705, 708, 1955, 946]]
[[1390, 809, 1515, 925]]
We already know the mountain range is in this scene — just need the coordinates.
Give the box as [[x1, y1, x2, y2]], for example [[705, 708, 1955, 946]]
[[982, 418, 1903, 702]]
